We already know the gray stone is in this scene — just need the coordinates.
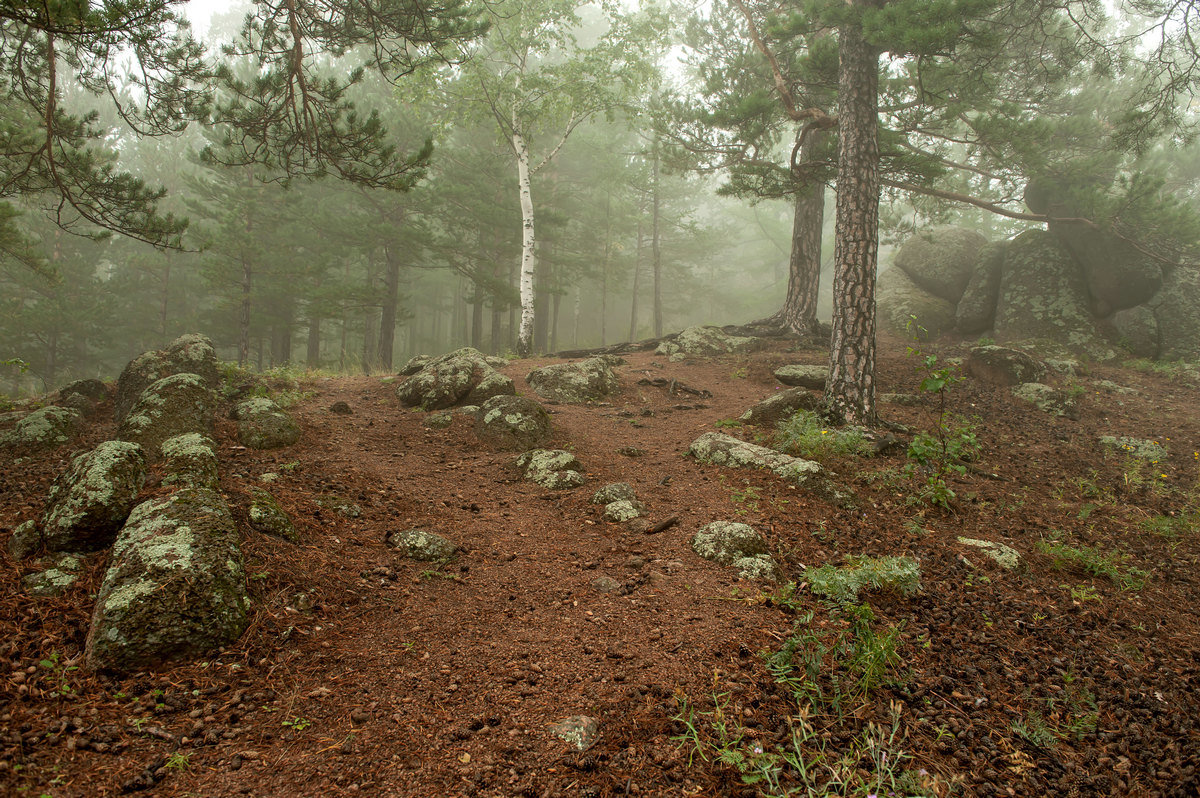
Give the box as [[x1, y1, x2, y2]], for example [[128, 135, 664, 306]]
[[114, 334, 219, 425], [549, 715, 600, 751], [894, 227, 988, 304], [692, 521, 769, 565], [396, 347, 514, 410], [425, 412, 453, 429], [474, 395, 552, 451], [965, 345, 1046, 386], [591, 576, 621, 593], [248, 488, 297, 542], [1011, 383, 1079, 419], [956, 242, 1005, 334], [515, 449, 586, 490], [117, 372, 216, 460], [688, 432, 853, 506], [773, 365, 829, 390], [40, 441, 147, 553], [234, 397, 300, 449], [591, 482, 635, 505], [732, 554, 781, 581], [526, 357, 622, 403], [0, 406, 82, 451], [740, 387, 821, 427], [160, 433, 219, 489], [23, 554, 85, 597], [956, 538, 1021, 571], [8, 520, 41, 560], [1150, 265, 1200, 362], [603, 500, 644, 522], [655, 326, 762, 359], [1112, 305, 1159, 359], [399, 355, 433, 376], [329, 401, 353, 415], [877, 266, 957, 339], [57, 378, 109, 403], [86, 487, 250, 673], [386, 529, 456, 561]]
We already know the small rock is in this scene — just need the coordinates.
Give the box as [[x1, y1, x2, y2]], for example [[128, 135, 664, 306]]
[[329, 401, 353, 415], [956, 538, 1021, 571], [603, 500, 644, 523], [773, 365, 829, 390], [591, 576, 621, 593], [7, 520, 41, 560], [350, 709, 370, 725], [548, 715, 600, 751], [617, 447, 644, 458], [591, 482, 635, 505], [386, 529, 456, 562]]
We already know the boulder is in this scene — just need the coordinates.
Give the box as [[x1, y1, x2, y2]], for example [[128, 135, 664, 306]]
[[396, 347, 514, 410], [876, 266, 956, 338], [235, 398, 301, 449], [474, 395, 553, 451], [114, 334, 219, 425], [23, 554, 86, 597], [515, 449, 586, 490], [965, 346, 1046, 386], [591, 482, 636, 505], [1011, 383, 1079, 419], [773, 365, 828, 389], [894, 227, 988, 304], [526, 357, 621, 403], [655, 326, 762, 359], [248, 488, 297, 542], [740, 387, 821, 428], [956, 242, 1005, 334], [315, 495, 363, 518], [40, 441, 147, 553], [56, 379, 109, 416], [386, 529, 456, 561], [86, 487, 250, 673], [689, 432, 853, 506], [1111, 305, 1159, 359], [692, 521, 779, 581], [117, 372, 216, 460], [0, 406, 82, 451], [993, 230, 1113, 358], [1150, 265, 1200, 362], [732, 554, 781, 581], [160, 433, 220, 489]]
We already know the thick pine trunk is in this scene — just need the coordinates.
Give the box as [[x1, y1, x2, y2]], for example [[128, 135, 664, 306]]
[[514, 128, 537, 357], [766, 132, 827, 337], [825, 18, 880, 426]]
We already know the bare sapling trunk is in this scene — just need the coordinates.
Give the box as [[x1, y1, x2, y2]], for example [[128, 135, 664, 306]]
[[514, 126, 537, 357]]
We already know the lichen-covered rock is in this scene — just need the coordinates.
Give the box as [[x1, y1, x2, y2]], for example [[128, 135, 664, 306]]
[[993, 230, 1114, 359], [396, 347, 515, 410], [0, 406, 82, 451], [114, 334, 219, 424], [549, 715, 601, 751], [1112, 305, 1159, 359], [56, 379, 108, 416], [956, 242, 1005, 334], [23, 554, 86, 597], [689, 432, 853, 506], [965, 345, 1046, 386], [877, 266, 957, 338], [248, 488, 297, 542], [399, 355, 433, 376], [161, 433, 219, 488], [957, 537, 1021, 571], [526, 357, 621, 403], [425, 412, 453, 429], [85, 487, 250, 673], [515, 449, 586, 490], [603, 500, 644, 522], [732, 554, 781, 581], [1149, 265, 1200, 362], [8, 520, 41, 560], [1100, 435, 1168, 462], [591, 482, 635, 505], [894, 227, 988, 304], [117, 372, 215, 460], [773, 365, 828, 390], [740, 387, 821, 427], [40, 441, 146, 553], [692, 521, 769, 565], [655, 326, 761, 360], [1011, 383, 1079, 419], [235, 397, 301, 449], [386, 528, 456, 561], [474, 395, 553, 451]]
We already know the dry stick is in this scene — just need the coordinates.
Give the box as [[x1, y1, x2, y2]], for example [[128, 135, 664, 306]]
[[647, 516, 679, 535]]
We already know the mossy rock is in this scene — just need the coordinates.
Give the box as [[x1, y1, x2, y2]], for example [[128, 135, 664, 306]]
[[315, 494, 363, 518], [877, 266, 956, 339], [86, 487, 250, 674], [773, 365, 828, 390], [56, 379, 109, 416], [474, 395, 553, 451], [117, 373, 216, 460], [23, 554, 86, 597], [396, 347, 514, 410], [1099, 436, 1168, 463], [732, 554, 781, 581], [591, 482, 635, 505], [965, 346, 1046, 387], [1011, 383, 1079, 419], [235, 397, 301, 449], [656, 326, 762, 359], [248, 488, 297, 542], [7, 520, 41, 560], [956, 241, 1005, 334], [161, 433, 220, 489], [41, 441, 147, 553], [515, 449, 586, 490], [1149, 266, 1200, 362], [603, 500, 644, 522], [526, 357, 622, 403], [0, 406, 83, 451], [692, 521, 769, 565], [894, 227, 988, 305], [740, 387, 821, 427], [114, 334, 219, 425], [385, 528, 456, 561], [689, 432, 853, 506]]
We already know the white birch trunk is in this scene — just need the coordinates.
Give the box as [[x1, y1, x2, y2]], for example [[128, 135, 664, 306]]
[[514, 127, 537, 357]]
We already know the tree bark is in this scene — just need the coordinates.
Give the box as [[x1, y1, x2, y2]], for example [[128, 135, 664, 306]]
[[238, 257, 251, 367], [514, 127, 537, 357], [763, 133, 826, 338], [306, 316, 320, 368], [651, 145, 664, 339], [379, 239, 401, 370], [629, 214, 644, 343], [824, 16, 880, 426]]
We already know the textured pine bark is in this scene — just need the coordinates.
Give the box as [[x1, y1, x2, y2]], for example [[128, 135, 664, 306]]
[[825, 16, 881, 426]]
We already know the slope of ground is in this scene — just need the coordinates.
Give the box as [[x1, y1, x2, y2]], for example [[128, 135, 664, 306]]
[[1, 333, 1198, 797]]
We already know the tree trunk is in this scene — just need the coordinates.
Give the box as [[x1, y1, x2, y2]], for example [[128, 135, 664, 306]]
[[471, 285, 484, 350], [600, 193, 612, 346], [824, 17, 881, 426], [238, 257, 251, 367], [378, 243, 400, 370], [160, 255, 171, 340], [763, 133, 827, 338], [514, 127, 537, 357], [629, 215, 644, 343], [306, 316, 321, 368], [651, 144, 664, 339], [550, 290, 561, 353]]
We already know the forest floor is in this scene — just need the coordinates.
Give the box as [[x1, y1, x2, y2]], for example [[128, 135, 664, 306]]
[[1, 332, 1199, 798]]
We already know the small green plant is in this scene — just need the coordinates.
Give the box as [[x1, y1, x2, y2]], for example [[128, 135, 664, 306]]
[[714, 418, 743, 429], [730, 367, 748, 379], [163, 751, 192, 771], [728, 481, 761, 512], [1066, 584, 1102, 602], [1141, 511, 1197, 538], [1012, 711, 1059, 748], [38, 651, 78, 696], [282, 716, 312, 731], [1037, 540, 1148, 590], [774, 410, 872, 461]]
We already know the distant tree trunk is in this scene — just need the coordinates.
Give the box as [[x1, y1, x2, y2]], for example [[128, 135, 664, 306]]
[[573, 286, 581, 348], [824, 17, 880, 426], [160, 255, 171, 339], [490, 300, 503, 355], [600, 194, 612, 346], [306, 316, 320, 368], [651, 143, 664, 339], [471, 284, 484, 350], [533, 247, 550, 354], [514, 125, 537, 357], [378, 242, 401, 370], [629, 215, 644, 342], [362, 253, 378, 374], [550, 291, 561, 353], [238, 257, 251, 367]]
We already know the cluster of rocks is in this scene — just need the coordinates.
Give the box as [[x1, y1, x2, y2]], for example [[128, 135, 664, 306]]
[[691, 521, 780, 581], [689, 431, 855, 507], [878, 225, 1200, 362], [0, 376, 116, 451], [591, 482, 645, 523]]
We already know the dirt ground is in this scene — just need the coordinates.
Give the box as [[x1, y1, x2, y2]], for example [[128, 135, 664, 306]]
[[1, 332, 1198, 798]]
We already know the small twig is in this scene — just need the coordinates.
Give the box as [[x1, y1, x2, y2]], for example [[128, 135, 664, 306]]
[[647, 516, 679, 535]]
